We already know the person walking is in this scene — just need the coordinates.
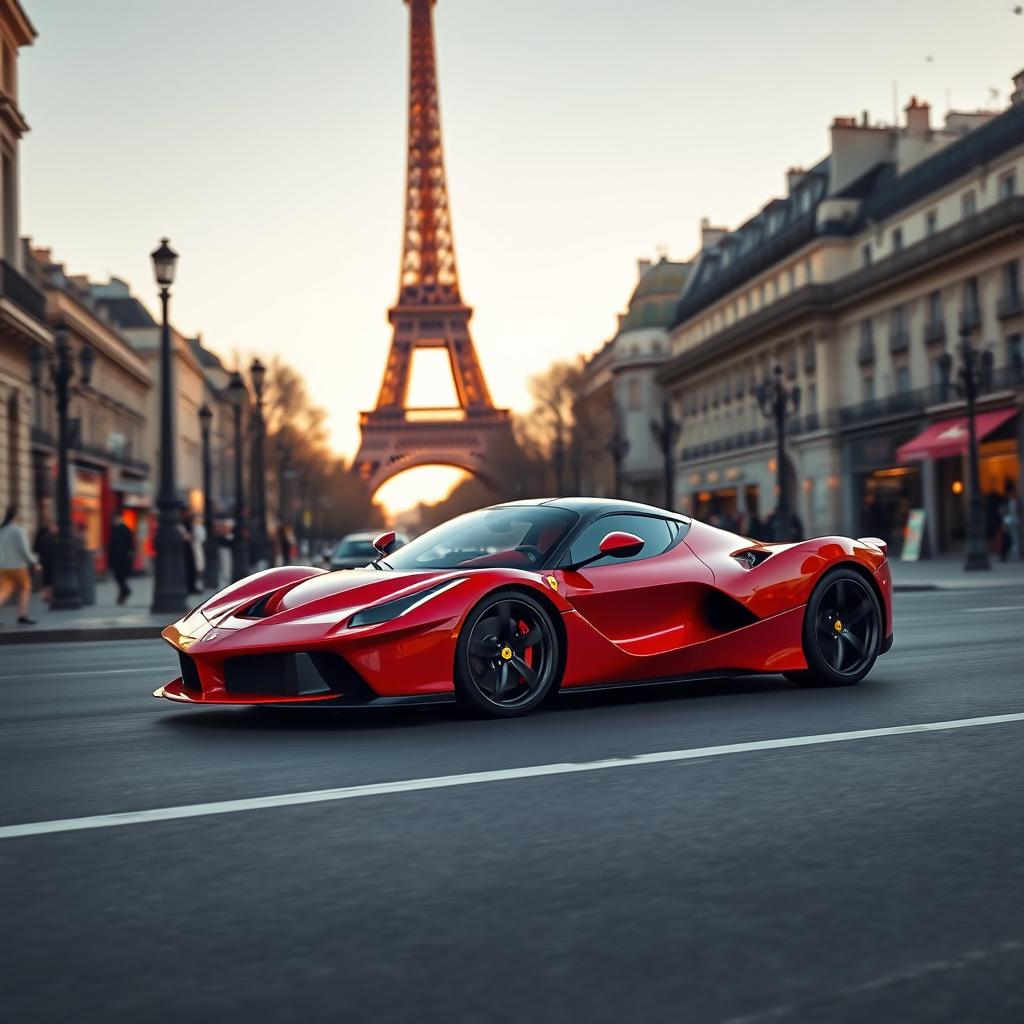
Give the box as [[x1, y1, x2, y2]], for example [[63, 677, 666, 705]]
[[33, 517, 56, 606], [181, 510, 199, 594], [108, 512, 135, 605], [1000, 484, 1021, 562], [0, 506, 38, 626]]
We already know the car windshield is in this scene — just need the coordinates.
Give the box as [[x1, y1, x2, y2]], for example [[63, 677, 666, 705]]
[[333, 538, 378, 559], [382, 506, 578, 571]]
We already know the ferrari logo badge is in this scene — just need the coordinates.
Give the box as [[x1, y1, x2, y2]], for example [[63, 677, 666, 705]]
[[834, 620, 843, 633], [500, 646, 513, 661], [546, 575, 558, 591]]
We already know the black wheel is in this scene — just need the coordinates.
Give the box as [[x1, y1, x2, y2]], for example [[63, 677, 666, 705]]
[[786, 568, 881, 687], [454, 590, 561, 717]]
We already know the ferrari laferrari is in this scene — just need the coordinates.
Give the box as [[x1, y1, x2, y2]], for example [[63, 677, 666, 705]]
[[155, 498, 893, 717]]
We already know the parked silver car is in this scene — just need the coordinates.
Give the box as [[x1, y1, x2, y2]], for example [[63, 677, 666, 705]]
[[327, 531, 410, 571]]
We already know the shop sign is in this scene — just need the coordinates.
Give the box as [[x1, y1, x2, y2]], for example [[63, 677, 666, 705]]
[[74, 467, 103, 500], [902, 508, 926, 561]]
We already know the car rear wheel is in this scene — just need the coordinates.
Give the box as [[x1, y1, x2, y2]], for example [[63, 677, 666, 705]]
[[454, 590, 561, 717], [785, 568, 881, 688]]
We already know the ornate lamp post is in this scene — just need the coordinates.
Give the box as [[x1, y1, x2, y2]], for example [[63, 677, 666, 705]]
[[227, 371, 250, 581], [939, 324, 994, 571], [149, 237, 187, 614], [756, 366, 801, 541], [606, 418, 630, 499], [249, 357, 270, 567], [198, 403, 220, 589], [36, 329, 94, 609], [650, 398, 681, 511]]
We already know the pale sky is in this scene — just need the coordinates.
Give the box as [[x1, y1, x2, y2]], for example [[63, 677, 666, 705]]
[[20, 0, 1024, 513]]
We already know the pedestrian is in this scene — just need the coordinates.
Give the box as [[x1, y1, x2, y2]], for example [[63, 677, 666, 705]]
[[192, 515, 207, 585], [1000, 484, 1021, 562], [33, 517, 56, 606], [108, 511, 135, 605], [0, 505, 38, 626]]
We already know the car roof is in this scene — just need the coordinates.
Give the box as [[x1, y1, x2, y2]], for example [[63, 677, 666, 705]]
[[491, 496, 690, 522]]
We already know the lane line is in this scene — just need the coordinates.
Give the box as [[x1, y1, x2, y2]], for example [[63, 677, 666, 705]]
[[963, 605, 1024, 613], [3, 711, 1024, 840]]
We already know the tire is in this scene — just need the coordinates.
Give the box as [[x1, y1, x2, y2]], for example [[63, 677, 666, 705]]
[[454, 590, 562, 717], [786, 568, 882, 687]]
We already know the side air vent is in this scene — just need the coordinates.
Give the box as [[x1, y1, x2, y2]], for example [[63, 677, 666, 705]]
[[704, 589, 759, 633], [732, 548, 772, 570]]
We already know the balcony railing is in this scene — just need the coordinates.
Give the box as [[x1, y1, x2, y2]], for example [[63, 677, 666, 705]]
[[997, 292, 1023, 320], [888, 329, 910, 354], [1, 259, 45, 323]]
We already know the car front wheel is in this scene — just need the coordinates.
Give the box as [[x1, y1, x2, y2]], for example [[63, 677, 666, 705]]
[[454, 590, 561, 717]]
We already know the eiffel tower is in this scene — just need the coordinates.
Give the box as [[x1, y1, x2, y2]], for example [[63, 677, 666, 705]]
[[353, 0, 514, 495]]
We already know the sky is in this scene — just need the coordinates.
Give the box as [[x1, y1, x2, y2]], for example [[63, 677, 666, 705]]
[[19, 0, 1024, 514]]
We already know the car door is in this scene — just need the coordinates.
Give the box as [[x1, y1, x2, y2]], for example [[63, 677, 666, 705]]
[[554, 513, 714, 657]]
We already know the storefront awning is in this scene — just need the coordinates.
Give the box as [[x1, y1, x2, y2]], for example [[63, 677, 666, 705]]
[[896, 407, 1018, 463]]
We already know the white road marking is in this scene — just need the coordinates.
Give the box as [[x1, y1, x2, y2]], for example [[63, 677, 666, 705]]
[[963, 605, 1024, 613], [3, 711, 1024, 840]]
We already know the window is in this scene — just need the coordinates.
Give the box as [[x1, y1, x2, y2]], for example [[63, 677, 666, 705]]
[[1009, 335, 1023, 381], [962, 190, 977, 218], [806, 381, 817, 411], [1, 43, 13, 97], [963, 277, 981, 324], [928, 290, 943, 325], [787, 267, 796, 291], [930, 355, 947, 387], [926, 209, 938, 236], [1000, 170, 1017, 200], [895, 364, 911, 394], [891, 227, 903, 253], [563, 514, 679, 569], [863, 374, 875, 402], [627, 377, 642, 410], [1003, 260, 1021, 301], [1, 151, 14, 261], [890, 305, 906, 333], [861, 243, 872, 268], [858, 319, 875, 364]]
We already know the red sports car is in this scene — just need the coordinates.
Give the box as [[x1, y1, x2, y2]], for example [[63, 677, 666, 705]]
[[155, 498, 893, 718]]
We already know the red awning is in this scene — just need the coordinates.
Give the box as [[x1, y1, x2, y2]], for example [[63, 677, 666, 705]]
[[896, 407, 1018, 463]]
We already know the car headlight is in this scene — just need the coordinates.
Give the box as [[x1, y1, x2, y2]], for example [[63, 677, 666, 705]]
[[348, 578, 464, 628]]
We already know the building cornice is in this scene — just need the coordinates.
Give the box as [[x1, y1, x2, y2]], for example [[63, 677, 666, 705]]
[[0, 0, 37, 47], [659, 196, 1024, 384]]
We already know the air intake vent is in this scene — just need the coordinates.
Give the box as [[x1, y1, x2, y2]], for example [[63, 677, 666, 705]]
[[732, 548, 772, 570]]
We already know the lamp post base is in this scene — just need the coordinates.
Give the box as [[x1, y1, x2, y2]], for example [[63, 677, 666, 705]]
[[51, 536, 83, 610], [151, 510, 188, 615]]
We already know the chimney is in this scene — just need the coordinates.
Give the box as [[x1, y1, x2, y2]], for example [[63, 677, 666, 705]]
[[1012, 68, 1024, 106], [786, 167, 807, 194], [700, 216, 727, 249], [636, 258, 652, 281], [904, 96, 930, 137]]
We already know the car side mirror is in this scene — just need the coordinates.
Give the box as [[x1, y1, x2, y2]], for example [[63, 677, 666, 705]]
[[373, 530, 397, 555], [598, 531, 645, 559]]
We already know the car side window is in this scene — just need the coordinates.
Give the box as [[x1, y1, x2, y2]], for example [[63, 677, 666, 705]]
[[563, 514, 675, 569]]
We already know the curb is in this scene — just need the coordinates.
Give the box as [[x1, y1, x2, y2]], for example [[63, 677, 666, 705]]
[[0, 625, 164, 646]]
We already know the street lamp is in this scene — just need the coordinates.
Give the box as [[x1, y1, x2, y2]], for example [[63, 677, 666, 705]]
[[756, 365, 801, 541], [41, 329, 94, 609], [939, 324, 994, 572], [227, 371, 250, 581], [249, 357, 270, 567], [149, 237, 187, 614], [606, 418, 630, 499], [650, 398, 681, 511], [198, 402, 220, 589]]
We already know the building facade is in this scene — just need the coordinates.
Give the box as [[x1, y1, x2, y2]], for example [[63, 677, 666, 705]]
[[0, 1, 50, 536], [578, 256, 692, 505], [27, 247, 152, 571], [659, 72, 1024, 556]]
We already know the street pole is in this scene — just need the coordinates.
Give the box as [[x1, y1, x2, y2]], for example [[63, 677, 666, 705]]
[[198, 403, 220, 589], [228, 371, 250, 581], [249, 358, 270, 567], [757, 366, 801, 541], [149, 239, 187, 615], [958, 325, 992, 572], [649, 398, 680, 511], [48, 329, 92, 609]]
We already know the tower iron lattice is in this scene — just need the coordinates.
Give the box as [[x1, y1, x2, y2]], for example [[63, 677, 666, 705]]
[[353, 0, 513, 496]]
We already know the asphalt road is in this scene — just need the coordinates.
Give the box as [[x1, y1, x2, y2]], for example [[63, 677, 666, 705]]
[[2, 585, 1024, 1023]]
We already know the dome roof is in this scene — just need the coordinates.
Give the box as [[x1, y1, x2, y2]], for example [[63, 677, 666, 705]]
[[619, 257, 691, 333]]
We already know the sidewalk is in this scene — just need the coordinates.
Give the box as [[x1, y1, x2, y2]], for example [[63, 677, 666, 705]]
[[0, 574, 185, 645], [888, 554, 1024, 591]]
